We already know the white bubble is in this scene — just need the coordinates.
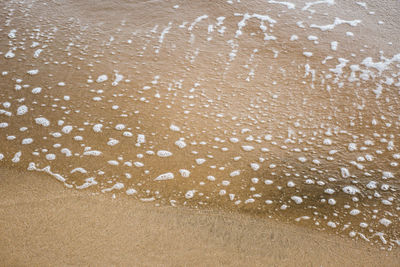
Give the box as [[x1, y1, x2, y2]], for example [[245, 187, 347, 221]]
[[17, 105, 28, 115]]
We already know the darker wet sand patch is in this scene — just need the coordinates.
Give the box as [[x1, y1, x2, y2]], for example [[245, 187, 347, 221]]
[[0, 168, 399, 266]]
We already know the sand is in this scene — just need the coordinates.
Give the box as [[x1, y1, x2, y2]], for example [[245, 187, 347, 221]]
[[1, 168, 399, 266], [1, 0, 400, 265]]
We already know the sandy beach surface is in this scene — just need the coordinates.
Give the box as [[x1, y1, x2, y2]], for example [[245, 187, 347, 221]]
[[1, 167, 399, 266], [1, 0, 400, 265]]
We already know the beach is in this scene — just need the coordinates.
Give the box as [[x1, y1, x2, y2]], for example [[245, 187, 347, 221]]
[[1, 0, 400, 264], [1, 167, 399, 266]]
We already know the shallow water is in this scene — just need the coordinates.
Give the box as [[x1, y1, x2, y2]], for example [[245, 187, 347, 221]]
[[0, 0, 399, 249]]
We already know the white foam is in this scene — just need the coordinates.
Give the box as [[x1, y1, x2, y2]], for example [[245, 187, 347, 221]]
[[327, 221, 337, 228], [93, 124, 103, 132], [310, 18, 361, 31], [96, 75, 108, 83], [340, 167, 350, 178], [342, 185, 360, 195], [348, 143, 357, 151], [179, 169, 190, 178], [230, 170, 241, 177], [245, 199, 255, 204], [107, 138, 119, 146], [31, 87, 42, 94], [12, 151, 22, 163], [17, 105, 28, 115], [76, 177, 98, 189], [222, 180, 230, 186], [229, 137, 240, 144], [268, 0, 295, 9], [154, 172, 174, 181], [8, 29, 17, 38], [379, 218, 392, 227], [350, 209, 360, 215], [27, 69, 39, 75], [157, 150, 173, 157], [302, 0, 335, 12], [175, 139, 186, 148], [291, 196, 303, 204], [27, 163, 70, 186], [303, 52, 313, 57], [108, 160, 119, 166], [5, 50, 15, 59], [241, 145, 254, 151], [71, 167, 87, 174], [62, 125, 73, 134], [264, 134, 272, 141], [35, 117, 50, 127], [134, 162, 144, 167], [61, 148, 72, 157], [83, 150, 102, 156], [250, 163, 260, 171], [46, 154, 56, 161], [234, 13, 276, 39], [207, 175, 216, 181], [159, 22, 172, 44], [112, 73, 123, 86], [33, 49, 43, 58], [188, 15, 209, 31], [331, 41, 338, 51], [22, 138, 33, 145], [123, 131, 133, 137], [298, 157, 307, 163], [356, 2, 367, 8], [362, 54, 400, 74], [287, 181, 296, 187], [169, 124, 180, 131], [102, 183, 124, 192], [115, 124, 125, 130], [366, 181, 377, 189], [137, 134, 146, 144], [382, 171, 394, 179], [196, 158, 206, 164], [126, 188, 137, 195], [185, 190, 196, 199]]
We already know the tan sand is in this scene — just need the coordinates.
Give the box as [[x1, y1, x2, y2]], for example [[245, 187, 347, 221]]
[[1, 0, 400, 265], [0, 168, 399, 266]]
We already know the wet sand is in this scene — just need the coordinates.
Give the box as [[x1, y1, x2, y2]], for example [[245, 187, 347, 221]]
[[1, 0, 400, 263], [1, 167, 399, 266]]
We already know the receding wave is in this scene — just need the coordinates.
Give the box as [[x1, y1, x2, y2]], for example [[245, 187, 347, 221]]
[[0, 0, 399, 250]]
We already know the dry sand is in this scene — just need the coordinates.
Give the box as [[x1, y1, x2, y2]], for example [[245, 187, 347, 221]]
[[0, 167, 399, 266]]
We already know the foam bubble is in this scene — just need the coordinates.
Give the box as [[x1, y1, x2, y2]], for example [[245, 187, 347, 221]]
[[291, 196, 303, 204], [35, 117, 50, 127], [170, 124, 180, 131], [96, 75, 108, 83], [157, 150, 173, 157], [17, 105, 28, 115], [179, 169, 190, 178], [31, 87, 42, 94], [342, 185, 360, 195], [155, 172, 174, 181], [22, 138, 33, 145]]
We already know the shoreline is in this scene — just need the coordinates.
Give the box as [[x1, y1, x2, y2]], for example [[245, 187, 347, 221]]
[[1, 167, 399, 266], [1, 1, 400, 264]]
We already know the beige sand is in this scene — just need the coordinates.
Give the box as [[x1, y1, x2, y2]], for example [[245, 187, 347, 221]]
[[0, 168, 399, 266]]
